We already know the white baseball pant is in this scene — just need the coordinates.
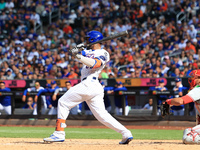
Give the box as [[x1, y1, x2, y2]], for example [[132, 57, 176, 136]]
[[57, 78, 132, 137]]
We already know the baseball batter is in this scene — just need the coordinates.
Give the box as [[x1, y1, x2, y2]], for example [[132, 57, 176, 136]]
[[162, 70, 200, 144], [44, 31, 133, 144]]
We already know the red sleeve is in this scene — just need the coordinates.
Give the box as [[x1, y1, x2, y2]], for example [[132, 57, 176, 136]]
[[182, 95, 194, 104]]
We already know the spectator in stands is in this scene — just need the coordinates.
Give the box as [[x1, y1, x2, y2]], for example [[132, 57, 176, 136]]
[[188, 25, 197, 39], [0, 69, 6, 79], [141, 70, 147, 78], [179, 38, 186, 50], [0, 0, 198, 81], [37, 31, 46, 42], [0, 0, 6, 10], [35, 1, 46, 16], [29, 11, 41, 29], [63, 23, 73, 35], [153, 70, 159, 77], [5, 69, 14, 79], [185, 40, 196, 54], [135, 69, 141, 78], [128, 68, 135, 78], [27, 47, 39, 61], [45, 58, 53, 72], [171, 78, 185, 116], [68, 68, 78, 79], [0, 81, 11, 115], [5, 0, 14, 9], [65, 9, 77, 25], [143, 98, 153, 110], [120, 70, 129, 78]]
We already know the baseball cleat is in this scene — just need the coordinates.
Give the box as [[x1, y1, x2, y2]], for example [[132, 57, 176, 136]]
[[119, 137, 133, 144], [43, 134, 65, 143]]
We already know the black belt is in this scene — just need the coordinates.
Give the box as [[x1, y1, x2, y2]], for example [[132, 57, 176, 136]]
[[82, 77, 97, 81]]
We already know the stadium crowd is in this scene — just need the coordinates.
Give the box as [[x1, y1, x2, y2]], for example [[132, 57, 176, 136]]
[[0, 0, 199, 80]]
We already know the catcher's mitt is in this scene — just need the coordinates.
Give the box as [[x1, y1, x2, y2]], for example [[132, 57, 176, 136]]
[[160, 102, 170, 118]]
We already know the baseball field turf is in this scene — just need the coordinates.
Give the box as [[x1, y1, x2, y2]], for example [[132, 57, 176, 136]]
[[1, 126, 198, 150], [0, 126, 183, 140]]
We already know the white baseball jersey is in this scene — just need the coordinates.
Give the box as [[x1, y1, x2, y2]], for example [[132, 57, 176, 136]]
[[187, 85, 200, 114], [81, 49, 110, 80], [187, 85, 200, 102], [54, 48, 132, 139]]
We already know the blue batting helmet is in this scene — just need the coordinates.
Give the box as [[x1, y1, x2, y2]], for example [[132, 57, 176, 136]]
[[85, 30, 103, 43]]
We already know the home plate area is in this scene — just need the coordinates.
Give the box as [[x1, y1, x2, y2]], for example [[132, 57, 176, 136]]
[[0, 138, 198, 150]]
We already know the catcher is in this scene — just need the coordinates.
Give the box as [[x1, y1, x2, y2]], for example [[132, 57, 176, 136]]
[[161, 70, 200, 144]]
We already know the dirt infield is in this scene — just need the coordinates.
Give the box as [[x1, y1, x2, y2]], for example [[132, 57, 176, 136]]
[[0, 138, 198, 150], [0, 125, 197, 150]]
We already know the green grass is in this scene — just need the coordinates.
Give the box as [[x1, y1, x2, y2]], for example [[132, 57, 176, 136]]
[[0, 127, 183, 140]]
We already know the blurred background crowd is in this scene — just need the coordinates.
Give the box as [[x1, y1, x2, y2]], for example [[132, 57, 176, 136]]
[[0, 0, 199, 80]]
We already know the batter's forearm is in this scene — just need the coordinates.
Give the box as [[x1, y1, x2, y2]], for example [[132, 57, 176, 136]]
[[78, 55, 95, 67], [76, 54, 101, 68]]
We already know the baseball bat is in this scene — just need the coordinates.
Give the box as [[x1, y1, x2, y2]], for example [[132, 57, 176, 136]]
[[86, 30, 128, 47], [69, 31, 128, 53]]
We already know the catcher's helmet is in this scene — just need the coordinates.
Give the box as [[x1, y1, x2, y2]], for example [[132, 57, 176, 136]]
[[85, 31, 103, 43], [188, 70, 200, 89]]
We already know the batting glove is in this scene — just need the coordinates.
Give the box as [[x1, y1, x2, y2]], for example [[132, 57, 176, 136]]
[[77, 43, 85, 50], [70, 47, 79, 55]]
